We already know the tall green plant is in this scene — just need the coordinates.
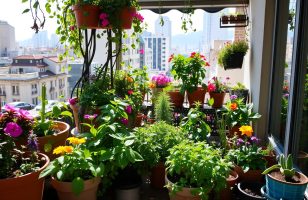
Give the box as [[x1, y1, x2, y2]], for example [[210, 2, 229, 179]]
[[154, 92, 173, 124]]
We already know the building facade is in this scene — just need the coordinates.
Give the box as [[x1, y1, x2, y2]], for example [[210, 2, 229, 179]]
[[0, 55, 68, 106], [0, 20, 17, 58]]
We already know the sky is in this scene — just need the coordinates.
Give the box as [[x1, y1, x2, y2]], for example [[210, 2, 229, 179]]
[[0, 0, 205, 41]]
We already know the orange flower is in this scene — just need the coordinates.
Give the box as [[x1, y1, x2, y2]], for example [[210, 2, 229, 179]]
[[239, 125, 253, 137], [230, 103, 238, 111], [64, 146, 73, 154], [126, 76, 133, 83], [149, 82, 156, 89]]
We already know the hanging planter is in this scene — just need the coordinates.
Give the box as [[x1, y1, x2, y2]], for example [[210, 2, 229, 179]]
[[220, 14, 249, 28], [119, 7, 136, 29], [72, 4, 101, 29]]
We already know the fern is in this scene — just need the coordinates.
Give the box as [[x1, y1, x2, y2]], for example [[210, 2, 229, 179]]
[[154, 92, 173, 124]]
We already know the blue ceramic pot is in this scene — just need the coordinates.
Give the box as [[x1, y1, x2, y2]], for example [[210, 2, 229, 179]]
[[265, 172, 308, 200]]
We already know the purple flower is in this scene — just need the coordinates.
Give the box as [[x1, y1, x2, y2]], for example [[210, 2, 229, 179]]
[[236, 138, 244, 146], [19, 109, 33, 120], [4, 104, 19, 113], [4, 122, 23, 138], [27, 132, 38, 151], [230, 95, 238, 100], [250, 136, 260, 144], [245, 141, 251, 146], [84, 114, 98, 120], [69, 98, 78, 106], [125, 105, 132, 114], [283, 93, 289, 98], [121, 118, 129, 125]]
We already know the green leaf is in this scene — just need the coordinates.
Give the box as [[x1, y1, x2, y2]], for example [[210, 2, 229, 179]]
[[124, 139, 134, 146], [39, 163, 55, 178], [84, 149, 91, 158], [57, 156, 65, 165], [33, 1, 39, 9], [72, 177, 84, 196], [56, 170, 64, 180], [22, 9, 30, 14], [61, 111, 72, 118], [44, 143, 52, 153], [22, 0, 28, 3], [262, 164, 281, 175], [90, 126, 97, 137], [52, 106, 61, 118], [208, 98, 214, 106]]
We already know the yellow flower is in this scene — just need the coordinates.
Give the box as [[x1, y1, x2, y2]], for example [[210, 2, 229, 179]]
[[64, 146, 73, 154], [53, 146, 65, 155], [239, 125, 253, 137], [67, 137, 86, 145], [126, 76, 134, 83]]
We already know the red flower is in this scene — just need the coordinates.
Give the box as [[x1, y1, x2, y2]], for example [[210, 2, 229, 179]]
[[128, 90, 134, 95], [205, 62, 210, 67], [207, 83, 216, 92], [168, 54, 174, 63], [190, 52, 196, 58], [230, 103, 238, 111]]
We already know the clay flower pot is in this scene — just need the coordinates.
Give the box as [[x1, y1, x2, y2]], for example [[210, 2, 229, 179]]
[[187, 87, 206, 107], [209, 92, 226, 108], [72, 4, 101, 29], [150, 162, 166, 189], [0, 153, 50, 200], [51, 177, 101, 200], [168, 90, 184, 108], [37, 121, 70, 160], [218, 170, 239, 200], [119, 7, 136, 29]]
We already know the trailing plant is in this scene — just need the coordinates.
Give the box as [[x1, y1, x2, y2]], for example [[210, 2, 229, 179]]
[[232, 82, 247, 91], [131, 66, 150, 94], [170, 52, 210, 93], [217, 40, 249, 68], [262, 154, 295, 180], [166, 140, 233, 200], [154, 92, 173, 124], [180, 103, 211, 141]]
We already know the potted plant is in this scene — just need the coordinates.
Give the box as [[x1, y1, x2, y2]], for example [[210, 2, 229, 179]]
[[180, 103, 211, 142], [261, 154, 308, 200], [0, 107, 49, 200], [261, 143, 277, 167], [33, 85, 71, 160], [207, 77, 229, 108], [134, 121, 186, 189], [165, 140, 233, 200], [166, 81, 185, 108], [230, 82, 249, 103], [131, 66, 150, 101], [225, 96, 261, 137], [149, 73, 172, 103], [154, 92, 173, 125], [170, 52, 210, 107], [218, 40, 249, 70], [226, 127, 267, 183], [40, 136, 103, 200]]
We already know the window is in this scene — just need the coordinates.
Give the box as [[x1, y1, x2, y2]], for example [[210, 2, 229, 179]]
[[0, 85, 5, 95], [32, 97, 38, 105], [19, 68, 24, 74], [12, 99, 20, 102], [30, 60, 32, 64], [12, 85, 20, 96], [31, 83, 38, 95], [15, 60, 18, 64]]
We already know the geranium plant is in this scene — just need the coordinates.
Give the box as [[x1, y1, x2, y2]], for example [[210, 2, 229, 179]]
[[170, 52, 210, 93], [207, 76, 229, 93], [225, 96, 261, 128], [149, 73, 172, 88]]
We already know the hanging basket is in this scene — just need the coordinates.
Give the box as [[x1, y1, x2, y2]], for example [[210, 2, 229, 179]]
[[223, 52, 245, 70], [72, 4, 101, 29], [119, 7, 136, 29]]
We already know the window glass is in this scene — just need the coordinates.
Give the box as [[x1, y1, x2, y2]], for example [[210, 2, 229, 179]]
[[275, 1, 296, 143]]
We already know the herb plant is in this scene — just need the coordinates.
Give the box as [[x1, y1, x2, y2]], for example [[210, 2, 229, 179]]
[[154, 92, 173, 124], [262, 154, 295, 180]]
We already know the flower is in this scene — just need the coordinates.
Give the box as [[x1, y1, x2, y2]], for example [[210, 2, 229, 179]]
[[149, 82, 156, 89], [84, 114, 98, 120], [67, 137, 86, 145], [151, 74, 171, 88], [4, 122, 23, 138], [128, 90, 134, 95], [207, 83, 216, 92], [230, 103, 238, 111], [69, 98, 78, 106], [53, 146, 74, 155], [168, 54, 174, 62], [4, 104, 19, 112], [190, 52, 196, 58], [121, 118, 129, 125], [239, 125, 253, 137], [27, 132, 38, 151], [236, 138, 244, 146], [132, 12, 144, 22], [126, 76, 134, 83], [69, 25, 76, 31], [19, 109, 33, 120], [100, 13, 110, 27], [125, 105, 132, 114], [250, 136, 260, 144], [139, 49, 144, 54], [230, 95, 238, 100]]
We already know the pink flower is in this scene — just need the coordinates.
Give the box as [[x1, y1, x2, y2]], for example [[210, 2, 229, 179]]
[[128, 90, 134, 95], [69, 98, 78, 106], [139, 49, 144, 54], [19, 109, 33, 120], [84, 114, 98, 120], [125, 105, 132, 114], [69, 25, 76, 31], [4, 122, 23, 138], [132, 12, 144, 22], [100, 13, 110, 27], [4, 104, 19, 113], [121, 118, 129, 125], [207, 83, 216, 92]]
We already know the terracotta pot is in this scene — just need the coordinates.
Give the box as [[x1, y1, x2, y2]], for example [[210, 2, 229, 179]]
[[187, 87, 206, 107], [261, 149, 277, 167], [227, 170, 239, 188], [0, 153, 49, 200], [147, 118, 155, 124], [72, 4, 101, 29], [166, 175, 202, 200], [228, 125, 241, 137], [242, 169, 264, 183], [233, 165, 244, 181], [37, 121, 70, 160], [119, 7, 136, 29], [168, 90, 184, 108], [218, 170, 239, 200], [51, 177, 101, 200], [134, 113, 144, 127], [209, 92, 226, 108], [150, 162, 166, 189]]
